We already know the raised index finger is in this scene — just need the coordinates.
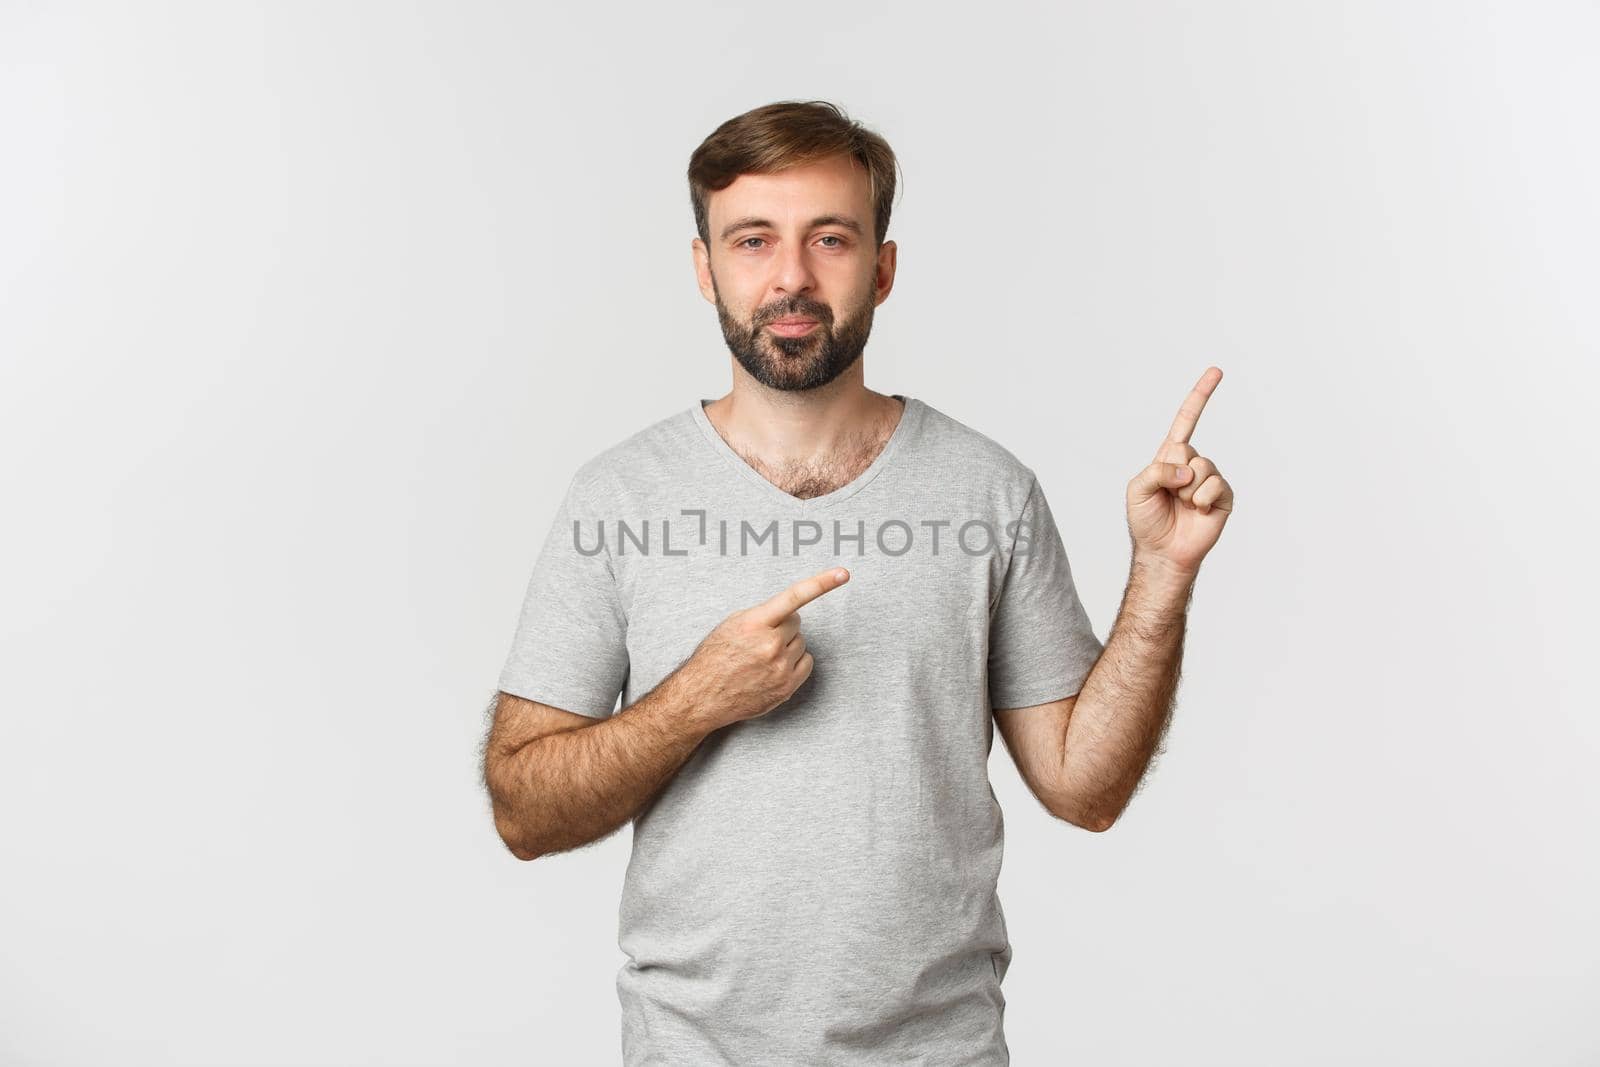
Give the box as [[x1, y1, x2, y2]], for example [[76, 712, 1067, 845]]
[[1164, 366, 1223, 446], [753, 566, 850, 626]]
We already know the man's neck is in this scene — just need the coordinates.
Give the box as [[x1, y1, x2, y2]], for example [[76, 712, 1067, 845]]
[[702, 375, 905, 499]]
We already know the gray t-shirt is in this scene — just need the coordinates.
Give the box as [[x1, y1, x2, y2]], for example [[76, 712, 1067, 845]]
[[498, 394, 1103, 1065]]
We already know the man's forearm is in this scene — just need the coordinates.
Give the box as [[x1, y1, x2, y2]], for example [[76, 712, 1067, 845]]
[[494, 665, 719, 860], [1058, 553, 1196, 830]]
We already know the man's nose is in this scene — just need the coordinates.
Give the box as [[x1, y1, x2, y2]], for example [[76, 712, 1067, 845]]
[[771, 240, 817, 297]]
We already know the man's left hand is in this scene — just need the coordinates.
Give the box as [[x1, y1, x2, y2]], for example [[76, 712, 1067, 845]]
[[1125, 366, 1235, 576]]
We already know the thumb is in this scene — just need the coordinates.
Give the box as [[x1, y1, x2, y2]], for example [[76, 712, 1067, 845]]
[[1129, 460, 1191, 503]]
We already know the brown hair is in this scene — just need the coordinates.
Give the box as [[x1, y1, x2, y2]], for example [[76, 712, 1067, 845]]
[[687, 100, 901, 250]]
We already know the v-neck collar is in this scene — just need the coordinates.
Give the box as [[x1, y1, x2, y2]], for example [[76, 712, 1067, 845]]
[[689, 394, 924, 511]]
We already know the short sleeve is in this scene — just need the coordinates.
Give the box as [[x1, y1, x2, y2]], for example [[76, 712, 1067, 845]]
[[987, 474, 1104, 711], [497, 468, 630, 719]]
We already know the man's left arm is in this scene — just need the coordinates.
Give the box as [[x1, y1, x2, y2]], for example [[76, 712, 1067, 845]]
[[994, 366, 1234, 832], [1044, 554, 1197, 831], [1065, 365, 1234, 829]]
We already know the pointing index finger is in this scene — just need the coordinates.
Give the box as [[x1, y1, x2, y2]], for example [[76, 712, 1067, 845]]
[[1164, 366, 1223, 446], [754, 567, 850, 626]]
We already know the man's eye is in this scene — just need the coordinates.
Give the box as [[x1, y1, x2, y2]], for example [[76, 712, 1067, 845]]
[[737, 236, 846, 250]]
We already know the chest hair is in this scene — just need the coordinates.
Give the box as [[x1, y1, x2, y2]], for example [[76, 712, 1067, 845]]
[[730, 420, 897, 500]]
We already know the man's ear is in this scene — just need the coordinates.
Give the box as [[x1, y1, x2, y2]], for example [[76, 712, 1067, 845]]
[[691, 238, 716, 304], [873, 238, 898, 306]]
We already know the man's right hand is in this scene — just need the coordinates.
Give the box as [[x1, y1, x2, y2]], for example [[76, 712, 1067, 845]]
[[681, 566, 851, 731]]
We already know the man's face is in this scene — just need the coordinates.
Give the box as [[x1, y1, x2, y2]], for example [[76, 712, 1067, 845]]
[[693, 153, 897, 392]]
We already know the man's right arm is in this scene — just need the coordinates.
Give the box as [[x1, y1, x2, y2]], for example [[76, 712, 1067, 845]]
[[484, 664, 720, 861], [484, 564, 849, 861]]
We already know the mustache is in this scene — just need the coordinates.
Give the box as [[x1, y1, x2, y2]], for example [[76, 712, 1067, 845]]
[[756, 301, 832, 325]]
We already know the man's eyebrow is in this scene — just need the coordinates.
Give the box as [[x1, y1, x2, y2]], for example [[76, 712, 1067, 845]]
[[719, 215, 865, 241]]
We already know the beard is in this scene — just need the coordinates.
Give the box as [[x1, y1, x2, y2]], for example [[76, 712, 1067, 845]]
[[712, 273, 877, 392]]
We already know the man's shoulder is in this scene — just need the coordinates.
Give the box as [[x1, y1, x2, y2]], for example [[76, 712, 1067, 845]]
[[565, 402, 698, 502], [912, 396, 1039, 492]]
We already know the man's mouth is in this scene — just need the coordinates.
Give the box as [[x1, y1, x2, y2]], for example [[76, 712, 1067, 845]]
[[767, 318, 819, 337]]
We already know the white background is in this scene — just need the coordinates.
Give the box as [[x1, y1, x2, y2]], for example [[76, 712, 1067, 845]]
[[2, 2, 1596, 1064]]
